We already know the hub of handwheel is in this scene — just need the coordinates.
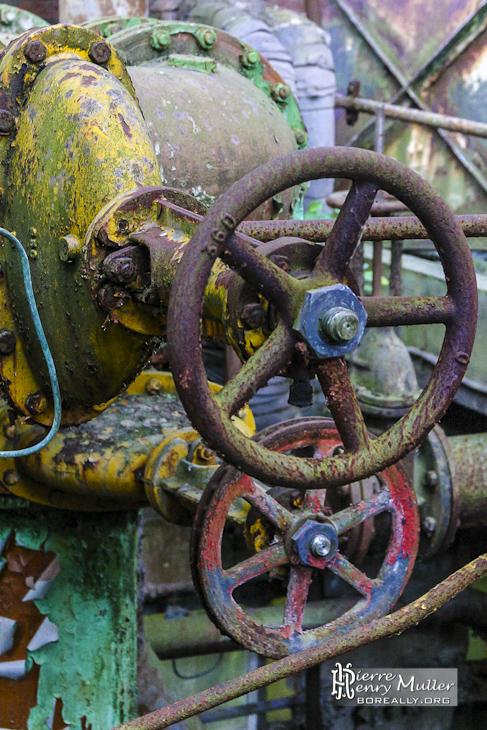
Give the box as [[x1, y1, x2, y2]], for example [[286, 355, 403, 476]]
[[294, 283, 367, 359], [289, 518, 338, 567]]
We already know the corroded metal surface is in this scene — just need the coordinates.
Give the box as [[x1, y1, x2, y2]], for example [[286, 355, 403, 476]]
[[108, 20, 306, 216], [0, 372, 253, 513], [239, 212, 487, 242], [112, 552, 487, 730], [168, 146, 477, 489], [191, 418, 418, 658], [0, 501, 138, 729], [0, 25, 160, 425], [449, 431, 487, 527]]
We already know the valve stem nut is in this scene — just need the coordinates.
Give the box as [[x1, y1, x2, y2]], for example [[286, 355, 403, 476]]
[[271, 83, 291, 103], [3, 469, 19, 486], [240, 303, 266, 330], [195, 27, 217, 50], [422, 516, 436, 537], [240, 49, 260, 68], [319, 306, 360, 343], [146, 378, 162, 395], [0, 109, 14, 134]]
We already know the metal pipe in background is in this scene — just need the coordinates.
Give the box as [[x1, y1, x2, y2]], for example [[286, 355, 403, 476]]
[[336, 93, 487, 139], [239, 213, 487, 243], [449, 433, 487, 527]]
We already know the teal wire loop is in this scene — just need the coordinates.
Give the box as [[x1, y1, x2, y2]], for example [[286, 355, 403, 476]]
[[0, 228, 61, 457]]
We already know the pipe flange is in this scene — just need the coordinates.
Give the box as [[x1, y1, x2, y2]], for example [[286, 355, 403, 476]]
[[107, 20, 307, 148]]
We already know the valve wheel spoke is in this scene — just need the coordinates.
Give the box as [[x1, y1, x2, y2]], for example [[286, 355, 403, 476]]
[[317, 358, 370, 452], [283, 566, 314, 634], [244, 481, 294, 532], [363, 295, 455, 328], [313, 181, 378, 282], [328, 490, 391, 535], [216, 321, 295, 416], [223, 232, 301, 324], [223, 541, 288, 592], [326, 552, 373, 598]]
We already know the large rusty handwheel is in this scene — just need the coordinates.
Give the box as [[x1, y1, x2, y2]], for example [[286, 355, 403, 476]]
[[168, 148, 477, 489], [191, 418, 419, 658]]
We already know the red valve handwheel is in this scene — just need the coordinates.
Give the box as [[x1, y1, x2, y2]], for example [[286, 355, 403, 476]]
[[190, 418, 419, 658]]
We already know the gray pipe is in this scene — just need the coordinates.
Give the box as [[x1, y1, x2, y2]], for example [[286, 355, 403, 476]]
[[186, 0, 336, 214]]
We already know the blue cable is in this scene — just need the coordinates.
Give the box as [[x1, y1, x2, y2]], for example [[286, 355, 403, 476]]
[[0, 228, 61, 457]]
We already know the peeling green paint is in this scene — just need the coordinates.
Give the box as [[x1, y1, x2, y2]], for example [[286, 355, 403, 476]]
[[0, 498, 138, 730]]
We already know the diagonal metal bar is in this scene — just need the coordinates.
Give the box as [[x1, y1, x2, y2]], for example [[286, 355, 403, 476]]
[[243, 481, 294, 533], [328, 490, 391, 535], [326, 552, 372, 597], [334, 0, 487, 195], [223, 542, 288, 592], [112, 554, 487, 729]]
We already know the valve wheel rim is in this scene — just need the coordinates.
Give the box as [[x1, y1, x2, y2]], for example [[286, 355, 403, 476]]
[[191, 418, 419, 659], [168, 147, 477, 489]]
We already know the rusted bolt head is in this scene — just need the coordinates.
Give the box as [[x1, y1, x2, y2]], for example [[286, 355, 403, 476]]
[[320, 306, 360, 343], [195, 27, 217, 50], [0, 109, 14, 134], [240, 303, 266, 330], [422, 516, 436, 537], [150, 28, 171, 51], [146, 378, 162, 395], [24, 40, 47, 63], [294, 128, 308, 148], [423, 470, 438, 490], [3, 423, 15, 439], [3, 469, 19, 486], [25, 392, 48, 415], [240, 49, 260, 68], [89, 40, 111, 65], [271, 83, 291, 103], [104, 255, 137, 283], [0, 329, 16, 354], [59, 234, 82, 262]]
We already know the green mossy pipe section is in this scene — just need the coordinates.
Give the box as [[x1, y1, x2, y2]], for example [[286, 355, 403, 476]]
[[0, 497, 138, 730], [3, 56, 161, 412]]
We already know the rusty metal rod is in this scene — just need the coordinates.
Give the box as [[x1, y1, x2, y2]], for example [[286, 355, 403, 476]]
[[238, 213, 487, 243], [112, 553, 487, 730], [336, 93, 487, 139]]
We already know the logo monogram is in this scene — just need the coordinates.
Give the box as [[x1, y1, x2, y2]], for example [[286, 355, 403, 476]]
[[331, 662, 356, 700]]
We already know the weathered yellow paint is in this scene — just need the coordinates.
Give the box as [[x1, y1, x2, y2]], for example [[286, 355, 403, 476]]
[[0, 372, 254, 513], [0, 26, 161, 425]]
